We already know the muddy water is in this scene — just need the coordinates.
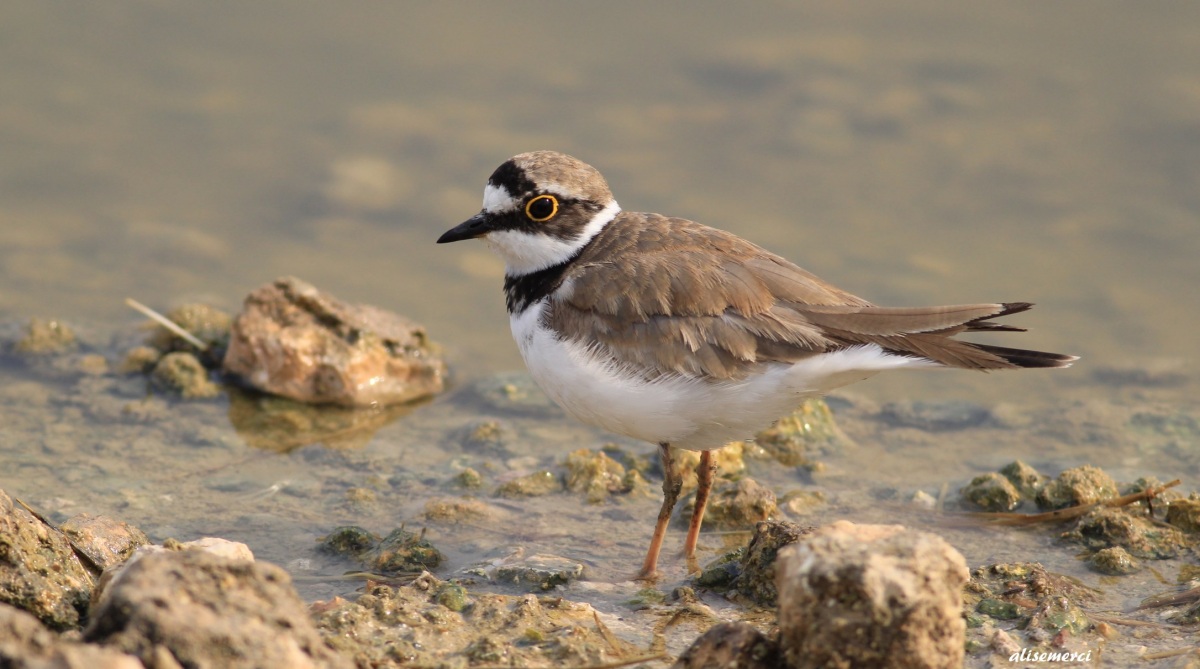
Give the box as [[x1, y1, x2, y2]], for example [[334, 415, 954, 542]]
[[2, 1, 1199, 663]]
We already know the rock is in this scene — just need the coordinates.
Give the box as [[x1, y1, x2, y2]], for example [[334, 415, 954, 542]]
[[151, 351, 221, 399], [0, 603, 142, 669], [84, 549, 351, 668], [776, 521, 969, 669], [670, 445, 747, 491], [145, 303, 232, 355], [880, 400, 991, 431], [0, 490, 94, 630], [1088, 546, 1140, 575], [753, 398, 843, 467], [12, 317, 77, 355], [960, 473, 1022, 511], [493, 554, 585, 590], [1063, 506, 1187, 559], [734, 521, 812, 606], [683, 478, 776, 530], [965, 563, 1094, 645], [565, 448, 627, 504], [423, 497, 493, 522], [1166, 496, 1200, 533], [368, 528, 444, 573], [999, 460, 1043, 498], [312, 573, 622, 667], [497, 470, 563, 498], [222, 276, 447, 406], [117, 345, 162, 374], [671, 622, 781, 669], [1035, 465, 1118, 510], [59, 513, 151, 570], [319, 526, 380, 557]]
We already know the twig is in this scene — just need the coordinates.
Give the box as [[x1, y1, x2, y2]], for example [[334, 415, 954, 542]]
[[1143, 647, 1198, 661], [124, 297, 208, 350], [970, 479, 1182, 526]]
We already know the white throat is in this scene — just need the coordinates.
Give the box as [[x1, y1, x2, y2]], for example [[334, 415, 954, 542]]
[[486, 199, 621, 276]]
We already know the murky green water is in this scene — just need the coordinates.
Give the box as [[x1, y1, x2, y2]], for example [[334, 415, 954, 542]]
[[3, 1, 1199, 662]]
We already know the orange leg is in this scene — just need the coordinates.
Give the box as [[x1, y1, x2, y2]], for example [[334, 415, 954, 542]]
[[638, 443, 681, 580], [684, 449, 715, 562]]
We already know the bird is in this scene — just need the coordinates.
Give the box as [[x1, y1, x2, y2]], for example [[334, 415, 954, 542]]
[[437, 150, 1076, 579]]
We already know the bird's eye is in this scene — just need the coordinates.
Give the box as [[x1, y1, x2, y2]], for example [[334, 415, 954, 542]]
[[525, 195, 559, 222]]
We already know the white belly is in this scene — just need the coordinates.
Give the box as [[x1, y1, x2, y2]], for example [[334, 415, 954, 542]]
[[510, 300, 936, 450]]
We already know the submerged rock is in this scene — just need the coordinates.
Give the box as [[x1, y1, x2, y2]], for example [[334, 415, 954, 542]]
[[494, 554, 585, 590], [0, 490, 94, 631], [1063, 506, 1188, 559], [880, 400, 991, 431], [497, 470, 563, 498], [151, 351, 221, 399], [671, 622, 781, 669], [776, 521, 968, 669], [12, 317, 77, 355], [85, 548, 350, 668], [223, 276, 447, 406]]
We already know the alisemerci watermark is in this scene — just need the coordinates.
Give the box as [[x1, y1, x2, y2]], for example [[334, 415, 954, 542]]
[[1009, 647, 1093, 663]]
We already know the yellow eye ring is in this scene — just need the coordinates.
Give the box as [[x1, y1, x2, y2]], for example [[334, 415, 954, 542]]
[[524, 195, 559, 222]]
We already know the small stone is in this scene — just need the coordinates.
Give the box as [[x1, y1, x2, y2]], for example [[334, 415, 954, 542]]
[[961, 472, 1022, 511], [1035, 465, 1118, 510], [146, 304, 232, 354], [734, 521, 812, 606], [423, 497, 492, 522], [1089, 547, 1140, 575], [496, 471, 563, 498], [369, 529, 443, 573], [999, 460, 1043, 497], [564, 448, 627, 504], [59, 514, 151, 570], [434, 583, 471, 612], [0, 489, 94, 630], [1064, 506, 1187, 559], [753, 399, 842, 467], [13, 318, 77, 355], [671, 622, 781, 669], [1165, 496, 1200, 533], [456, 467, 483, 489], [683, 478, 776, 530], [151, 352, 221, 399], [319, 526, 380, 557], [776, 521, 969, 669], [494, 554, 584, 590]]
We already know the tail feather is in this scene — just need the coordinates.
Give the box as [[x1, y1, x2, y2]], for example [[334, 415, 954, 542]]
[[968, 343, 1078, 369]]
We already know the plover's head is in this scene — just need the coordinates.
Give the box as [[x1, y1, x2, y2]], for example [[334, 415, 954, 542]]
[[437, 151, 621, 275]]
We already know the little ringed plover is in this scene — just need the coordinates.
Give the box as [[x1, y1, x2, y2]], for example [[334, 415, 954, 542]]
[[437, 150, 1076, 579]]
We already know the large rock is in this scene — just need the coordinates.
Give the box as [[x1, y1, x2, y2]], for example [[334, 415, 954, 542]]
[[776, 521, 969, 669], [0, 490, 94, 630], [0, 603, 141, 669], [84, 548, 351, 669], [223, 276, 447, 406]]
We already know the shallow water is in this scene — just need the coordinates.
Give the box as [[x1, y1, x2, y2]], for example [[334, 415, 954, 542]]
[[2, 1, 1200, 662]]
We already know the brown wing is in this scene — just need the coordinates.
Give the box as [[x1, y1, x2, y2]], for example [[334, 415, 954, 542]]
[[545, 213, 1073, 380]]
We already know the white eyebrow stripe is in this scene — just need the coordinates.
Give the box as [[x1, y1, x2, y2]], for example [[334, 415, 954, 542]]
[[483, 183, 519, 214]]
